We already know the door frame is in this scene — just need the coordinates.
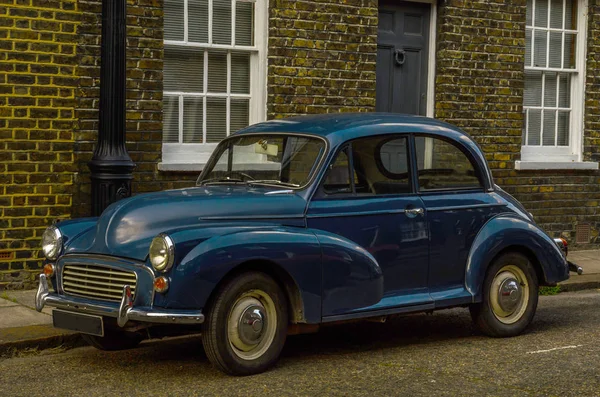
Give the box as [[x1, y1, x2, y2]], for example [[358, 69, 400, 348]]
[[379, 0, 437, 118]]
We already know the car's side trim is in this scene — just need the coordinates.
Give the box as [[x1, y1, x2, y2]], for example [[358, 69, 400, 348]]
[[199, 215, 305, 220], [425, 203, 506, 212], [321, 302, 435, 323], [306, 208, 406, 219]]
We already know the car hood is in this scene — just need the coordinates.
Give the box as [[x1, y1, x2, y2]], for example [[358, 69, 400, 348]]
[[68, 185, 307, 261]]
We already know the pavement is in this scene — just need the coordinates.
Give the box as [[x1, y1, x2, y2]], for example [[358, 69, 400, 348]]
[[0, 250, 598, 356], [1, 290, 599, 396]]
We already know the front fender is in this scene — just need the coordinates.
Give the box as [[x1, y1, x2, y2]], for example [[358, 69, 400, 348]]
[[157, 227, 322, 323], [466, 214, 569, 300]]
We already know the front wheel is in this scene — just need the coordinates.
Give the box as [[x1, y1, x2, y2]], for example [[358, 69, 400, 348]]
[[202, 272, 288, 376], [470, 252, 539, 337]]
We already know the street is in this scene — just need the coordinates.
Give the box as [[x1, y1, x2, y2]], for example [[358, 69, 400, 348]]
[[1, 290, 599, 396]]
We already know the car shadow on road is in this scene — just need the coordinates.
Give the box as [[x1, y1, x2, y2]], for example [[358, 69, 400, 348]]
[[82, 296, 590, 374]]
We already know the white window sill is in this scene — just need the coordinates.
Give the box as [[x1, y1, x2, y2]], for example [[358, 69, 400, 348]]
[[515, 161, 599, 170], [157, 162, 205, 172]]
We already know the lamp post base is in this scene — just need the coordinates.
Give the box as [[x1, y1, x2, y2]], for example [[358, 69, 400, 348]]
[[89, 159, 135, 216]]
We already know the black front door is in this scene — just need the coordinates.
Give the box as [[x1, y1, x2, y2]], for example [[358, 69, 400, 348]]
[[376, 1, 430, 115]]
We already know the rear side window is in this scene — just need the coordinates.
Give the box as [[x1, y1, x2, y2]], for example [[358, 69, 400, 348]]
[[322, 136, 411, 196], [414, 136, 482, 191]]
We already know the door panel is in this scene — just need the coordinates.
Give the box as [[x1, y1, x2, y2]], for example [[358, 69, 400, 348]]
[[308, 196, 430, 317], [376, 1, 430, 115]]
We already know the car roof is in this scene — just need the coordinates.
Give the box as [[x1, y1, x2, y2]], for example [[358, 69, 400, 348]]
[[234, 113, 468, 142]]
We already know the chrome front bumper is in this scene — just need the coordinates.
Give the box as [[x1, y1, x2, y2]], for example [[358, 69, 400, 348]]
[[35, 274, 205, 327]]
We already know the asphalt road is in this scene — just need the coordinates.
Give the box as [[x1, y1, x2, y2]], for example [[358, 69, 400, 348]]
[[1, 291, 599, 396]]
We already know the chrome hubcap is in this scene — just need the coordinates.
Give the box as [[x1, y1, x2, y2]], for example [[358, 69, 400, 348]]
[[238, 305, 266, 345], [497, 278, 522, 313]]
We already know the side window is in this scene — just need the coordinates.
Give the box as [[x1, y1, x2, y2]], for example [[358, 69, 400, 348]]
[[352, 136, 411, 195], [322, 136, 411, 196], [414, 136, 482, 191], [322, 148, 351, 194]]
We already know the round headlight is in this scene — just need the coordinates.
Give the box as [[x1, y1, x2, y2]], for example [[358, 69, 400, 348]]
[[41, 226, 62, 260], [149, 234, 174, 272]]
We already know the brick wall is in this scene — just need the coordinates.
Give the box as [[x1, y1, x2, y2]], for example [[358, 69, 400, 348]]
[[435, 0, 600, 248], [267, 0, 378, 118], [0, 0, 80, 289]]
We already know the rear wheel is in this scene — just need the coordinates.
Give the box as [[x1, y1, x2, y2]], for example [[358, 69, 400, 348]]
[[82, 328, 143, 351], [470, 252, 539, 337], [202, 272, 288, 376]]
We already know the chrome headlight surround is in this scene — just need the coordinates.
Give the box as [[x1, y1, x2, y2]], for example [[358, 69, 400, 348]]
[[41, 225, 63, 260], [149, 234, 175, 272]]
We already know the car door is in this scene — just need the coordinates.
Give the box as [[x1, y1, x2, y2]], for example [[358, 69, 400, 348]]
[[307, 135, 431, 317], [413, 135, 506, 305]]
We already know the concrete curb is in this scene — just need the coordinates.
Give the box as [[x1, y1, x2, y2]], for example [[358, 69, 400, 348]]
[[0, 325, 84, 357], [559, 274, 600, 293]]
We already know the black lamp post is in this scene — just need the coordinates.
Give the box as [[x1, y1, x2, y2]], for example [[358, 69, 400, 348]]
[[88, 0, 135, 216]]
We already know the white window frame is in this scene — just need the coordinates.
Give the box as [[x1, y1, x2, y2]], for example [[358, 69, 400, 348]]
[[160, 0, 268, 171], [517, 0, 597, 170]]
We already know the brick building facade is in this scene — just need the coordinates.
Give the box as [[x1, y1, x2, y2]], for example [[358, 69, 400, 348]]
[[1, 0, 599, 289]]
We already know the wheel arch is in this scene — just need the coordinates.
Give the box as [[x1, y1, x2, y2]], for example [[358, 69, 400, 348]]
[[204, 259, 306, 324], [487, 245, 546, 286], [466, 214, 568, 300]]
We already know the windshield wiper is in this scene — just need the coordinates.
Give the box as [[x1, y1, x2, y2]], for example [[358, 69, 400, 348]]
[[249, 180, 300, 188], [198, 177, 247, 186]]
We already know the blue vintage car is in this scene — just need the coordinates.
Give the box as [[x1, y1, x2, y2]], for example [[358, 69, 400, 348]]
[[36, 113, 575, 375]]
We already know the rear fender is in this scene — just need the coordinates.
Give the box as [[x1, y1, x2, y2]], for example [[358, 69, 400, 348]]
[[466, 214, 568, 301]]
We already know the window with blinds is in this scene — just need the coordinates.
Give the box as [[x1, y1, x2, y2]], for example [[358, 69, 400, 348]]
[[523, 0, 583, 157], [162, 0, 266, 165]]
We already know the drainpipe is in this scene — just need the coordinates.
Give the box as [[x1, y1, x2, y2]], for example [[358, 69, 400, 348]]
[[88, 0, 135, 216]]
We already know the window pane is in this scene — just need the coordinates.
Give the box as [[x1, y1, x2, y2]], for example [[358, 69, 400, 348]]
[[548, 31, 562, 68], [414, 136, 481, 191], [164, 47, 204, 92], [231, 52, 250, 94], [235, 1, 254, 46], [525, 29, 532, 66], [558, 73, 571, 107], [544, 72, 557, 107], [230, 99, 249, 133], [189, 0, 208, 43], [213, 0, 232, 45], [542, 110, 556, 146], [526, 0, 532, 25], [164, 0, 184, 41], [550, 0, 563, 29], [207, 51, 227, 92], [206, 97, 226, 142], [183, 97, 203, 143], [524, 70, 542, 106], [533, 30, 547, 67], [323, 149, 351, 194], [534, 0, 548, 27], [163, 95, 179, 143], [564, 32, 576, 68], [557, 111, 570, 145], [527, 109, 542, 145]]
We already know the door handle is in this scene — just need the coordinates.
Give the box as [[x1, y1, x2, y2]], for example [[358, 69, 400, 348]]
[[405, 208, 424, 216]]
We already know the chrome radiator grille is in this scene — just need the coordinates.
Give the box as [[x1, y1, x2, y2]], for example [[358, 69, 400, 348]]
[[62, 264, 137, 302]]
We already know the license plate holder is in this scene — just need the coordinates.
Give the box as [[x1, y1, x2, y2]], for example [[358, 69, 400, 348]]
[[53, 309, 104, 337]]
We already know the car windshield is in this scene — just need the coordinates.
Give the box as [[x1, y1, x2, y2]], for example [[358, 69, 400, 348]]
[[197, 134, 326, 189]]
